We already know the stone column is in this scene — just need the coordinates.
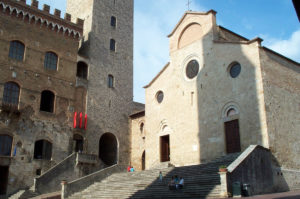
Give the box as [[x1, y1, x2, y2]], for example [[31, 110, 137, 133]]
[[61, 180, 68, 199], [219, 171, 230, 198]]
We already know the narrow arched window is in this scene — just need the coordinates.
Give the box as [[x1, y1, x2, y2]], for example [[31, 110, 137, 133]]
[[110, 39, 116, 51], [111, 16, 116, 27], [34, 140, 52, 160], [76, 61, 88, 79], [44, 52, 58, 70], [140, 123, 144, 134], [108, 75, 114, 88], [0, 135, 13, 156], [9, 40, 25, 61], [40, 90, 55, 113], [3, 82, 20, 107]]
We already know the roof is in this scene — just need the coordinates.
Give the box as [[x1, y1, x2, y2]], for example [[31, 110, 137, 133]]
[[293, 0, 300, 22], [129, 110, 145, 119], [168, 10, 217, 38], [143, 62, 170, 88]]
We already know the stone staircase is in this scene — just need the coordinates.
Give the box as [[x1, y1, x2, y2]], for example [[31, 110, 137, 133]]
[[67, 153, 240, 199]]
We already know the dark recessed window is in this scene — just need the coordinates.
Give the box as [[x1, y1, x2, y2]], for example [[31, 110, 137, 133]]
[[44, 52, 58, 70], [110, 39, 116, 51], [36, 169, 41, 176], [77, 61, 88, 79], [140, 123, 144, 133], [40, 90, 55, 113], [34, 140, 52, 160], [156, 91, 164, 103], [0, 135, 13, 156], [108, 75, 114, 88], [229, 62, 241, 78], [111, 16, 116, 27], [186, 60, 199, 79], [3, 82, 20, 107], [9, 40, 25, 61]]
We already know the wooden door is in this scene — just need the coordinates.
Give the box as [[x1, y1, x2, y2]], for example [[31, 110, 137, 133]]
[[0, 166, 9, 195], [160, 135, 170, 162], [225, 119, 241, 153]]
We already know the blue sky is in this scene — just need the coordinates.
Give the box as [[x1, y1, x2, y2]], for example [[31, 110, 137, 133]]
[[26, 0, 299, 103]]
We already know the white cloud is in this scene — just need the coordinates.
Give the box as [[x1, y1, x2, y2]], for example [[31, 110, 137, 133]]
[[264, 29, 300, 63]]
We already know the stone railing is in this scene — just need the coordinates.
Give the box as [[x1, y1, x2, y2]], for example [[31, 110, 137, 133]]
[[61, 164, 124, 199], [76, 153, 97, 165], [34, 153, 77, 194], [219, 145, 273, 197]]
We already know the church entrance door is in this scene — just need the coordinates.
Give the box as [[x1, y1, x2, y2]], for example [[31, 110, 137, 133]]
[[225, 119, 241, 153], [0, 166, 9, 195], [160, 135, 170, 162], [141, 150, 145, 170]]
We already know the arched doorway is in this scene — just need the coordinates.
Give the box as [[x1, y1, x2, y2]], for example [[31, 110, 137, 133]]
[[73, 134, 84, 152], [223, 107, 241, 153], [99, 133, 118, 165], [141, 150, 145, 170], [34, 140, 52, 160]]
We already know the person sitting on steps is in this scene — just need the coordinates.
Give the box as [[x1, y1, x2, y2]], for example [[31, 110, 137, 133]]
[[168, 176, 176, 190], [176, 177, 184, 189]]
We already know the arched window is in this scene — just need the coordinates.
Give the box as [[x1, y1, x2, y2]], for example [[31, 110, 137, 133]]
[[110, 39, 116, 51], [3, 82, 20, 107], [227, 108, 237, 117], [0, 135, 13, 156], [44, 52, 58, 70], [34, 140, 52, 160], [9, 40, 25, 61], [76, 61, 88, 79], [108, 75, 114, 88], [111, 16, 116, 27], [40, 90, 55, 113]]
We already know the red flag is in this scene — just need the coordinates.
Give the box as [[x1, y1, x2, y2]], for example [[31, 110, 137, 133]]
[[73, 112, 77, 128], [84, 114, 87, 130], [79, 112, 83, 129]]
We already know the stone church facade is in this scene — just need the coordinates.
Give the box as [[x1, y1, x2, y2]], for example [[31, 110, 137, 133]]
[[130, 10, 300, 185], [0, 0, 299, 197]]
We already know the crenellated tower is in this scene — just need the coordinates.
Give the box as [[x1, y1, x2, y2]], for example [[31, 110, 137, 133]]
[[66, 0, 134, 166]]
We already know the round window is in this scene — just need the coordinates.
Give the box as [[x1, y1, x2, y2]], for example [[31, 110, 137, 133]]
[[156, 91, 164, 103], [186, 60, 199, 79], [229, 63, 241, 78]]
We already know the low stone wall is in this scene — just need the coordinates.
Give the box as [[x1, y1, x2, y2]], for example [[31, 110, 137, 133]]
[[34, 153, 77, 194], [62, 164, 124, 199], [226, 145, 273, 196], [273, 167, 300, 192]]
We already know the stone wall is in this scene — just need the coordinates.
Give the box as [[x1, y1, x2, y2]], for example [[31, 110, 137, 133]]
[[144, 11, 268, 168], [66, 0, 134, 166], [226, 145, 273, 196], [0, 3, 80, 195], [260, 48, 300, 170], [130, 112, 145, 171]]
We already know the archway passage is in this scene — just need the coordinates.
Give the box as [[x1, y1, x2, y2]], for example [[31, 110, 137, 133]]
[[73, 134, 83, 152], [141, 150, 145, 170], [225, 119, 241, 153], [0, 166, 9, 195], [99, 133, 118, 165]]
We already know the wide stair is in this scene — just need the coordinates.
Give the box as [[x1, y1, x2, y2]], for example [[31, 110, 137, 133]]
[[67, 153, 240, 199]]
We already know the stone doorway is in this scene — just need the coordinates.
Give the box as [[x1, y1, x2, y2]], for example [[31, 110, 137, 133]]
[[225, 119, 241, 153], [160, 135, 170, 162], [141, 150, 145, 170], [99, 133, 118, 166], [0, 166, 9, 195], [73, 134, 84, 152]]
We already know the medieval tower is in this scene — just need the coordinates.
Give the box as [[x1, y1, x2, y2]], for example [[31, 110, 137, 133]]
[[66, 0, 134, 166]]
